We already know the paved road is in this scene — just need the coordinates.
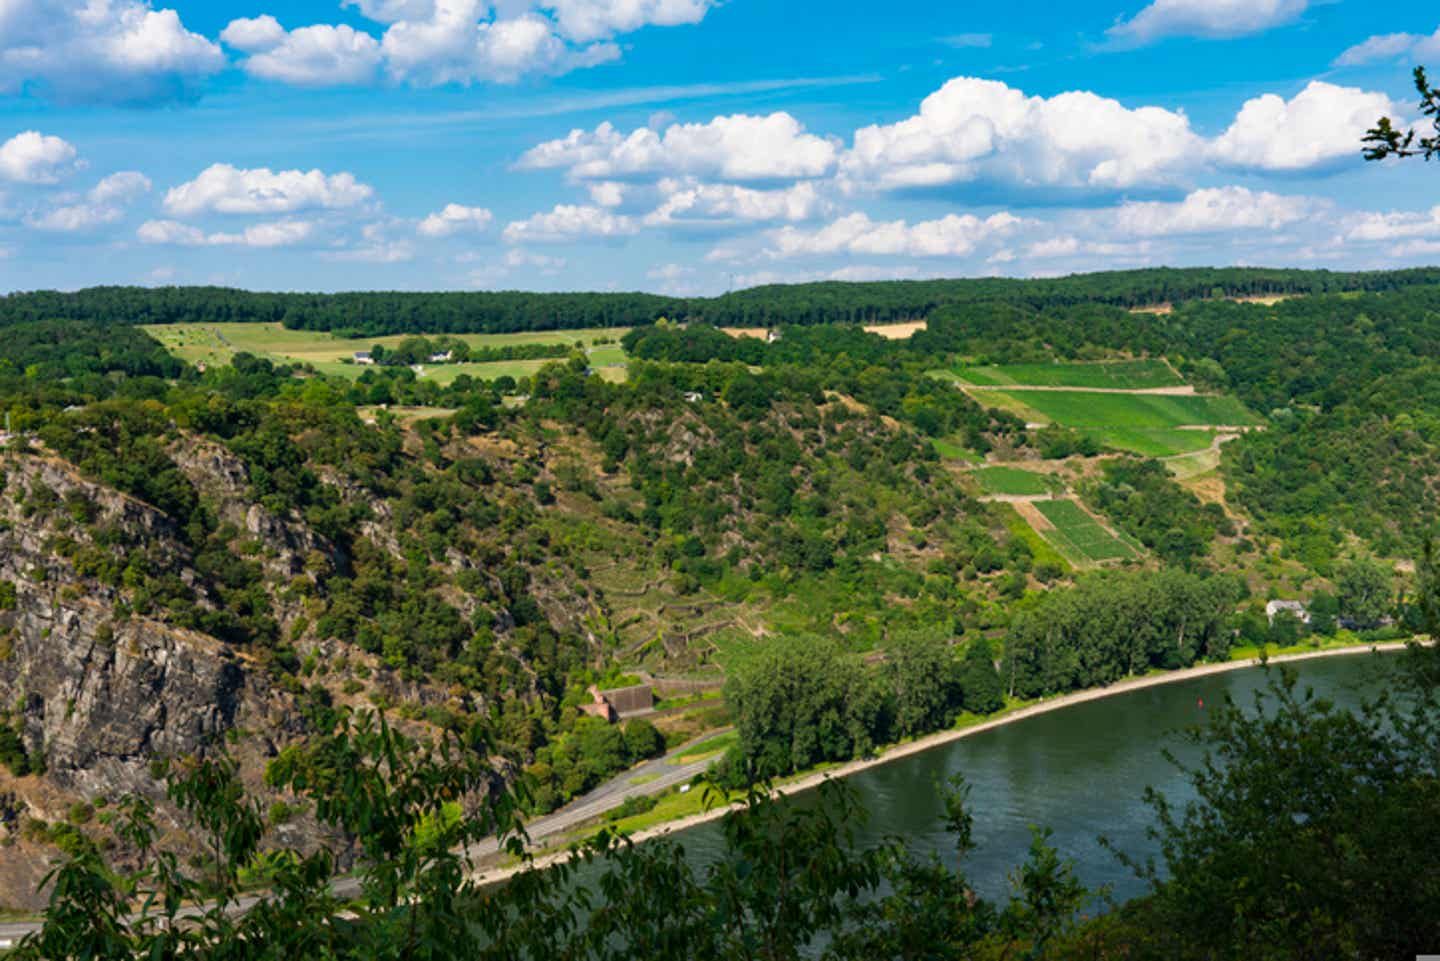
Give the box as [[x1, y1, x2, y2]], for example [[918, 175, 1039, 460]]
[[0, 729, 729, 946]]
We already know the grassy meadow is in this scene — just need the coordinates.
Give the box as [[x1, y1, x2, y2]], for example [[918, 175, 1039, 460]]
[[144, 322, 629, 382]]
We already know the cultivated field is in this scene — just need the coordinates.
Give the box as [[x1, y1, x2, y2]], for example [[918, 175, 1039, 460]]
[[967, 387, 1260, 458], [973, 466, 1057, 497], [144, 322, 629, 382], [949, 359, 1183, 390], [970, 390, 1259, 429], [1028, 498, 1140, 564]]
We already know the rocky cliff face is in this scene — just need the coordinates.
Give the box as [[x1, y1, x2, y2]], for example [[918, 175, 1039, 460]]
[[0, 425, 610, 912], [0, 451, 297, 910]]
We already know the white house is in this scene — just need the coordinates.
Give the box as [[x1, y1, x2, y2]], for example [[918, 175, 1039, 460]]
[[1265, 600, 1310, 625], [354, 352, 375, 365], [428, 351, 453, 363]]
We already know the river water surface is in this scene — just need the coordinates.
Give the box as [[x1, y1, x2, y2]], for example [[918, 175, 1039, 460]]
[[661, 651, 1398, 905]]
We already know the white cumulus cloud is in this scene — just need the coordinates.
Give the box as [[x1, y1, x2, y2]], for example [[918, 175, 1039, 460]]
[[644, 181, 830, 227], [1108, 0, 1309, 45], [0, 0, 224, 105], [839, 77, 1203, 193], [417, 203, 494, 237], [1334, 27, 1440, 67], [229, 0, 708, 89], [220, 15, 287, 52], [138, 218, 315, 247], [1343, 205, 1440, 243], [827, 76, 1396, 196], [0, 131, 81, 184], [1113, 186, 1315, 236], [1210, 82, 1395, 172], [519, 113, 839, 183], [26, 170, 152, 231], [505, 248, 566, 270], [89, 170, 152, 205], [503, 204, 639, 243], [542, 0, 714, 42], [163, 164, 375, 216], [234, 23, 383, 86], [380, 9, 588, 85], [766, 211, 1023, 259], [342, 0, 436, 24]]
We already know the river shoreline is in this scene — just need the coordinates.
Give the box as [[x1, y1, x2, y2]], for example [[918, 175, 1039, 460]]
[[476, 640, 1415, 886]]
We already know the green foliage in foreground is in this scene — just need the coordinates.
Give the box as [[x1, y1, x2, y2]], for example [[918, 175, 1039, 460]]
[[1105, 652, 1440, 959], [17, 547, 1440, 961], [1364, 66, 1440, 162], [15, 709, 1094, 961], [18, 647, 1440, 960]]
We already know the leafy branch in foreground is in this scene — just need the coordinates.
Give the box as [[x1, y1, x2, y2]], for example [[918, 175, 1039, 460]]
[[16, 709, 1090, 961], [1099, 543, 1440, 961], [1364, 66, 1440, 161]]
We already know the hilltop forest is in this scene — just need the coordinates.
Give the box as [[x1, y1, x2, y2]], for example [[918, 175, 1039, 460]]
[[1, 267, 1439, 957], [4, 265, 1440, 335]]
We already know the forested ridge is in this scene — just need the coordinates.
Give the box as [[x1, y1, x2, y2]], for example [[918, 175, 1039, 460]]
[[6, 265, 1440, 336]]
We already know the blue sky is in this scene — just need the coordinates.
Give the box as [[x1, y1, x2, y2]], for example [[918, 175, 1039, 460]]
[[1, 0, 1438, 294]]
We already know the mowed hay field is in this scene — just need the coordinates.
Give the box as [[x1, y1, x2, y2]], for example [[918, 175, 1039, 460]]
[[950, 359, 1183, 390], [144, 322, 630, 382], [1029, 498, 1140, 564]]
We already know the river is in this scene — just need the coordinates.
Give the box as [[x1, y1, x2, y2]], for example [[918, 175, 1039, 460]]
[[656, 650, 1399, 905]]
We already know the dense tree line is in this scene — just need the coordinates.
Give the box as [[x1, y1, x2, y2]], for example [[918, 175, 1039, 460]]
[[1002, 569, 1242, 699], [7, 267, 1440, 336], [717, 631, 1005, 784], [359, 335, 571, 367]]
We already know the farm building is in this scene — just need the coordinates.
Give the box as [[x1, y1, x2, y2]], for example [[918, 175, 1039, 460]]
[[579, 688, 616, 723], [428, 351, 453, 363], [1265, 600, 1310, 625], [354, 352, 375, 365], [602, 684, 655, 716], [579, 684, 655, 724]]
